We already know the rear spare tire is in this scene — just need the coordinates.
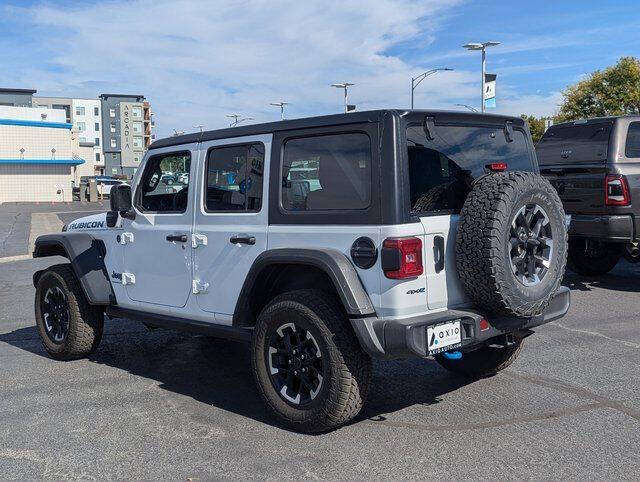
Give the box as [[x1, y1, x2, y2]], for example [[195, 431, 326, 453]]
[[456, 171, 567, 318]]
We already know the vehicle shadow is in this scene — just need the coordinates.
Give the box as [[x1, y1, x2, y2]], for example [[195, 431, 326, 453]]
[[564, 259, 640, 293], [0, 320, 472, 433]]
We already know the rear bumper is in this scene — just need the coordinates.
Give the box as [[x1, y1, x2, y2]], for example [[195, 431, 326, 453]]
[[350, 286, 570, 359], [568, 214, 636, 242]]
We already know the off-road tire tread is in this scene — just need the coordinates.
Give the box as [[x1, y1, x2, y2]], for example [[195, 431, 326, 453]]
[[456, 171, 567, 318], [35, 263, 104, 360], [251, 289, 371, 433]]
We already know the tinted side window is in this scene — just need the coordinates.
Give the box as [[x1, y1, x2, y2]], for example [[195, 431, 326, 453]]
[[136, 153, 191, 213], [625, 122, 640, 158], [537, 123, 611, 165], [281, 133, 371, 211], [205, 143, 264, 212]]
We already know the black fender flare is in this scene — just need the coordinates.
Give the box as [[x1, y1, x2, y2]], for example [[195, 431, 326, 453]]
[[233, 248, 375, 324], [33, 233, 115, 305]]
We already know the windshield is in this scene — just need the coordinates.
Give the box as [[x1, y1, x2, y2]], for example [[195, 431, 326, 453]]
[[405, 122, 534, 215]]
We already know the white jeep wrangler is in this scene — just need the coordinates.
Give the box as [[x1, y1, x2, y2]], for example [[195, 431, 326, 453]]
[[33, 110, 570, 433]]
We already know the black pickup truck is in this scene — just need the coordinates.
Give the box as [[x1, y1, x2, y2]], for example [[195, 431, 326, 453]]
[[537, 116, 640, 275]]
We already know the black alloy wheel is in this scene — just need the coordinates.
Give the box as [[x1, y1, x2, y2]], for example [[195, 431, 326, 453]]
[[266, 322, 325, 406], [41, 285, 70, 344], [509, 203, 553, 286]]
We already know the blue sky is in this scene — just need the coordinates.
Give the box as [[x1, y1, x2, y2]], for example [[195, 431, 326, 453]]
[[1, 0, 639, 138]]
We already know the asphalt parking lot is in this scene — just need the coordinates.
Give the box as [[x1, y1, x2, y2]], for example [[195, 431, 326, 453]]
[[0, 212, 639, 478]]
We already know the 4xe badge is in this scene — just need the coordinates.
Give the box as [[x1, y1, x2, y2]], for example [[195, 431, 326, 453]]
[[427, 319, 462, 354]]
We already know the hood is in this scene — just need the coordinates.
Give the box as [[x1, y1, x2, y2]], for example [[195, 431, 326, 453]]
[[66, 212, 109, 232]]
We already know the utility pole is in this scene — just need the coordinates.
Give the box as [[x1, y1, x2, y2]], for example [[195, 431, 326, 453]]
[[463, 41, 500, 112], [270, 102, 288, 120], [331, 82, 355, 113], [411, 68, 453, 109]]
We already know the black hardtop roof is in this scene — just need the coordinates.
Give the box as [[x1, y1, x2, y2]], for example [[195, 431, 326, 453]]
[[149, 109, 525, 150], [550, 115, 640, 129]]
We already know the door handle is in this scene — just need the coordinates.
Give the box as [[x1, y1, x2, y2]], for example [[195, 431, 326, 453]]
[[166, 234, 188, 243], [434, 235, 445, 273], [230, 235, 256, 245]]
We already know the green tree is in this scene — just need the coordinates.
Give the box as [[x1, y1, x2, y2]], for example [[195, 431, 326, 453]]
[[521, 115, 547, 143], [556, 56, 640, 121]]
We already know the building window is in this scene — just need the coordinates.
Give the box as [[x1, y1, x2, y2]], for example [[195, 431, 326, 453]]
[[95, 137, 100, 146], [94, 122, 99, 131], [133, 121, 143, 134], [94, 107, 99, 116], [76, 106, 85, 116], [95, 153, 101, 162], [111, 138, 117, 148], [133, 152, 143, 163], [132, 106, 142, 118], [109, 108, 116, 117], [111, 153, 117, 160], [133, 136, 143, 149], [77, 122, 85, 132], [110, 122, 116, 133]]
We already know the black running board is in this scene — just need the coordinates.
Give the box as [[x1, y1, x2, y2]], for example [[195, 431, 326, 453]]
[[105, 306, 252, 342]]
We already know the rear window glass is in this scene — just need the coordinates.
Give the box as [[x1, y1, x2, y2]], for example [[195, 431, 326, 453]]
[[536, 123, 611, 165], [281, 133, 371, 211], [406, 124, 534, 215], [625, 122, 640, 158]]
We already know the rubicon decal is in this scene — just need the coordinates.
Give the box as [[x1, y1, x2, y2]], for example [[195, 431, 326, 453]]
[[68, 220, 105, 230]]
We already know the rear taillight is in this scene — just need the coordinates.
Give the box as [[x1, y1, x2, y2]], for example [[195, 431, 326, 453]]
[[381, 237, 423, 279], [605, 175, 631, 206], [487, 162, 507, 172]]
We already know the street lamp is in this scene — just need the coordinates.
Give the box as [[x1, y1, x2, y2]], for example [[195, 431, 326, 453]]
[[463, 41, 500, 112], [270, 101, 289, 120], [331, 82, 355, 113], [226, 114, 254, 127], [411, 68, 453, 109], [455, 103, 478, 112]]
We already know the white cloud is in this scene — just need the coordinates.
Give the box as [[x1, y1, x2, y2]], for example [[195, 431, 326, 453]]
[[493, 91, 564, 118], [1, 0, 563, 136]]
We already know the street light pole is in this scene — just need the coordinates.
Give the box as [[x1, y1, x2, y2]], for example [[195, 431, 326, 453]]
[[226, 114, 254, 127], [331, 82, 355, 113], [462, 41, 500, 112], [270, 102, 288, 120], [455, 103, 478, 112], [410, 68, 453, 109]]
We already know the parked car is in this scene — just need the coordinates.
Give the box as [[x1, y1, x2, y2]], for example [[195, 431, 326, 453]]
[[32, 110, 570, 433], [97, 178, 128, 198], [537, 116, 640, 275], [161, 173, 177, 185]]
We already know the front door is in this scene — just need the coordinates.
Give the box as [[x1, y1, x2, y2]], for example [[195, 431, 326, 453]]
[[192, 135, 270, 320], [122, 147, 196, 308]]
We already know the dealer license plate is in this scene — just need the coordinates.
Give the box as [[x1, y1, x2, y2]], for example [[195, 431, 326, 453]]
[[427, 319, 462, 354]]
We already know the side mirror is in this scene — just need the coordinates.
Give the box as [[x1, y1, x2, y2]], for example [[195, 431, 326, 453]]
[[110, 184, 133, 213]]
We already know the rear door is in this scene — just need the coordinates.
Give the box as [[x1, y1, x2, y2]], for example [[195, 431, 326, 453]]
[[192, 135, 269, 321], [405, 120, 537, 310], [537, 122, 612, 214]]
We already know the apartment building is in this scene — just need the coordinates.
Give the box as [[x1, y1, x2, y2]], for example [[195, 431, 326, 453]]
[[35, 97, 105, 175], [99, 94, 153, 178]]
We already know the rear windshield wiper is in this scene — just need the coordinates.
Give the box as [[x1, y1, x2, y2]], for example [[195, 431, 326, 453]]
[[504, 120, 514, 143], [423, 116, 435, 141]]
